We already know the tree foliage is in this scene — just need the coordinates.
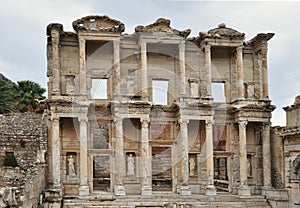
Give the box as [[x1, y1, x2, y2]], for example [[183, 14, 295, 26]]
[[14, 80, 46, 112], [0, 80, 16, 114]]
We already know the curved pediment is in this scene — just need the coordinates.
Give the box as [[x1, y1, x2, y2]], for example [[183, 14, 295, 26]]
[[135, 18, 191, 38], [72, 15, 125, 33], [207, 23, 245, 39]]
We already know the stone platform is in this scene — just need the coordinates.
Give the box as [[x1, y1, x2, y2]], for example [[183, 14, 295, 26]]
[[63, 193, 271, 208]]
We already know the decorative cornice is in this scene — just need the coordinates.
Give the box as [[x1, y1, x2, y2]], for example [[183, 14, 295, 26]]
[[72, 15, 125, 33], [135, 18, 191, 38]]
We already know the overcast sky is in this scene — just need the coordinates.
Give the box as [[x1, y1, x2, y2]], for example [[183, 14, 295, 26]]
[[0, 1, 299, 126]]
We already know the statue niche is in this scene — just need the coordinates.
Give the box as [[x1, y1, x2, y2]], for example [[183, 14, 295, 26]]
[[66, 152, 77, 181]]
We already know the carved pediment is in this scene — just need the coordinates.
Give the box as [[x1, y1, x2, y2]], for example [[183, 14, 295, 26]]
[[135, 18, 191, 38], [207, 23, 245, 39], [72, 15, 125, 33]]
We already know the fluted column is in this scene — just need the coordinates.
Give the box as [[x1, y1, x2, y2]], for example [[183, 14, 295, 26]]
[[51, 117, 61, 188], [179, 42, 186, 96], [140, 41, 148, 101], [79, 37, 87, 95], [79, 118, 89, 196], [238, 120, 251, 196], [237, 46, 244, 99], [114, 117, 126, 195], [205, 45, 212, 97], [263, 123, 272, 189], [51, 30, 60, 95], [113, 39, 120, 96], [261, 45, 269, 98], [205, 120, 216, 195], [179, 119, 191, 195], [140, 118, 152, 195]]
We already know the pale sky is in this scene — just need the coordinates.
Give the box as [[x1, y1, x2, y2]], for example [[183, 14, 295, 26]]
[[0, 1, 299, 126]]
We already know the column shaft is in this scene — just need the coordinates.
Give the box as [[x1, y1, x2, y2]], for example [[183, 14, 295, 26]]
[[237, 46, 244, 98], [179, 42, 186, 95], [113, 40, 120, 96], [238, 120, 251, 195], [205, 45, 212, 97], [140, 41, 148, 100], [51, 30, 60, 94], [79, 38, 86, 95], [263, 123, 271, 187], [140, 118, 152, 195], [52, 117, 61, 187], [261, 45, 268, 98], [179, 119, 191, 195], [205, 120, 216, 195], [79, 118, 89, 195], [114, 118, 126, 195]]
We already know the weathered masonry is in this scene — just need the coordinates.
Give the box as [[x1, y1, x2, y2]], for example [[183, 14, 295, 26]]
[[45, 15, 276, 206]]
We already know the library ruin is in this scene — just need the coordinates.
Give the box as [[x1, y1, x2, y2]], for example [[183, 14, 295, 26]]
[[42, 15, 294, 207]]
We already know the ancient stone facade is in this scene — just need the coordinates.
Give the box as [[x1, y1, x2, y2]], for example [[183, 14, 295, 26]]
[[0, 112, 47, 207], [45, 15, 279, 207], [273, 96, 300, 207]]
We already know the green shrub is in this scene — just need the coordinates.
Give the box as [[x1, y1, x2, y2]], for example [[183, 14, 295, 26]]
[[3, 152, 18, 167]]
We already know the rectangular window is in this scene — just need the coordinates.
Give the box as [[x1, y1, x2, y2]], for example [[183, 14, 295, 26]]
[[212, 82, 225, 102], [152, 80, 168, 105], [91, 78, 107, 99]]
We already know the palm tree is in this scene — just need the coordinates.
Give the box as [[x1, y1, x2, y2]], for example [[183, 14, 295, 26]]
[[14, 80, 46, 112], [0, 79, 16, 114]]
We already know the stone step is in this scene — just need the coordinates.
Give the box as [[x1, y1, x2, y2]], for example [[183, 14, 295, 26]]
[[63, 194, 271, 208]]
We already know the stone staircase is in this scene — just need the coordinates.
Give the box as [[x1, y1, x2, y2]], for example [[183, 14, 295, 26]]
[[63, 193, 272, 208]]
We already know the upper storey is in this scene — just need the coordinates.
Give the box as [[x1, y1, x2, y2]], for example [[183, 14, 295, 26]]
[[46, 15, 274, 106]]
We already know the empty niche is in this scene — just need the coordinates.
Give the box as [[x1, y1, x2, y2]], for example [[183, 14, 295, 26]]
[[91, 78, 107, 99], [188, 78, 199, 98], [65, 75, 75, 94]]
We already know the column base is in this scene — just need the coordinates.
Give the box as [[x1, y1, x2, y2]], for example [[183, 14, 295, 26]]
[[79, 185, 90, 196], [179, 185, 191, 196], [206, 185, 216, 196], [262, 185, 273, 196], [238, 185, 251, 196], [141, 186, 152, 196], [44, 187, 62, 208], [114, 185, 126, 196]]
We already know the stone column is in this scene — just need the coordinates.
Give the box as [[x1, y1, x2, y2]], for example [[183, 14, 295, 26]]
[[79, 37, 87, 95], [79, 118, 89, 196], [51, 30, 60, 94], [52, 117, 61, 188], [204, 45, 212, 97], [140, 41, 148, 101], [179, 119, 191, 195], [262, 123, 272, 190], [236, 46, 244, 99], [261, 45, 269, 98], [205, 120, 216, 195], [113, 39, 120, 96], [140, 118, 152, 195], [179, 42, 186, 96], [114, 117, 126, 195], [238, 120, 251, 196]]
